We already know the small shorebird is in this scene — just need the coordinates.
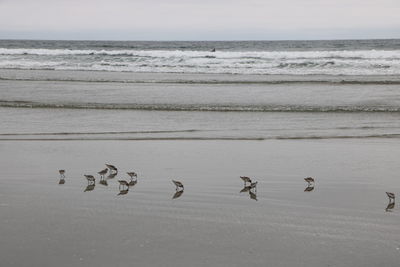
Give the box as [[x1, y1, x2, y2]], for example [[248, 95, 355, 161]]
[[304, 177, 315, 186], [386, 192, 395, 202], [107, 172, 117, 179], [98, 168, 108, 179], [172, 180, 184, 191], [127, 172, 137, 180], [240, 176, 252, 186], [59, 170, 65, 179], [128, 179, 137, 187], [105, 164, 118, 174], [84, 175, 95, 185], [118, 180, 129, 190], [250, 181, 258, 193]]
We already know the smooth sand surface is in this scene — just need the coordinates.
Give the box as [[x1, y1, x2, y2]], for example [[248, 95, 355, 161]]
[[1, 140, 400, 267]]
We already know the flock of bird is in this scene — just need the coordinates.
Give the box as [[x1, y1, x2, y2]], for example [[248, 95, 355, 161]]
[[58, 164, 186, 198], [58, 166, 396, 210]]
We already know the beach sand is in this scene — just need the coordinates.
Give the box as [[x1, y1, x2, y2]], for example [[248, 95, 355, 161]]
[[1, 139, 399, 267]]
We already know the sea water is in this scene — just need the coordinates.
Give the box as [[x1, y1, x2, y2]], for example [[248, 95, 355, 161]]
[[0, 39, 400, 140]]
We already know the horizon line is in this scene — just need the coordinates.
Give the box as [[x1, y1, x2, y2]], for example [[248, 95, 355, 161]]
[[1, 37, 400, 42]]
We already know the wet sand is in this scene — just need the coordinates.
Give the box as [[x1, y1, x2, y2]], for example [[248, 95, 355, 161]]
[[1, 139, 399, 267]]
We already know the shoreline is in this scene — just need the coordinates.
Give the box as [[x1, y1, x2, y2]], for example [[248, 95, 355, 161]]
[[1, 69, 400, 84]]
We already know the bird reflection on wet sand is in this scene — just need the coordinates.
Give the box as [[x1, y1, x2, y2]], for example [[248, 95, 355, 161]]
[[386, 202, 395, 212], [128, 179, 137, 187], [58, 178, 65, 185], [249, 190, 257, 201], [84, 184, 95, 192], [240, 186, 251, 193], [304, 185, 314, 192], [240, 184, 257, 201], [118, 188, 129, 196], [172, 189, 184, 199], [99, 179, 108, 186]]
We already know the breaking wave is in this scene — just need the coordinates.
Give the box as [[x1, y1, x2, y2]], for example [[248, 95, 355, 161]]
[[1, 48, 400, 75]]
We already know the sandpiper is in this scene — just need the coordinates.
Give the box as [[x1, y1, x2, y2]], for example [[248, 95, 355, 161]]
[[304, 177, 315, 186], [105, 164, 118, 174], [386, 192, 395, 202], [240, 176, 252, 186], [118, 180, 129, 190], [59, 170, 65, 179], [84, 175, 95, 185], [128, 179, 137, 187], [172, 180, 184, 191], [127, 172, 137, 180], [250, 181, 258, 193], [107, 172, 117, 179], [98, 168, 108, 179]]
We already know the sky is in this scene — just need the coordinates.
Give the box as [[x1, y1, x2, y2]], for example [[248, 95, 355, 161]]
[[0, 0, 399, 40]]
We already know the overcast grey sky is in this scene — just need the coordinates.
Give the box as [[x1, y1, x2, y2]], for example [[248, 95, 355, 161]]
[[0, 0, 399, 40]]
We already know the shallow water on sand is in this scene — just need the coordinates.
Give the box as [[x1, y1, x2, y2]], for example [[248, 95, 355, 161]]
[[1, 70, 400, 141], [0, 140, 399, 267]]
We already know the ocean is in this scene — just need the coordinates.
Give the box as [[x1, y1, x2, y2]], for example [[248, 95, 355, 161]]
[[1, 39, 400, 75], [0, 39, 400, 141]]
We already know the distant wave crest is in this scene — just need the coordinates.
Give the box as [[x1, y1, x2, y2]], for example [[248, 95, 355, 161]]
[[1, 48, 400, 59]]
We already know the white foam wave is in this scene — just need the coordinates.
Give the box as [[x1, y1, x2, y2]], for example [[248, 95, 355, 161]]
[[1, 48, 400, 59], [1, 48, 400, 75]]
